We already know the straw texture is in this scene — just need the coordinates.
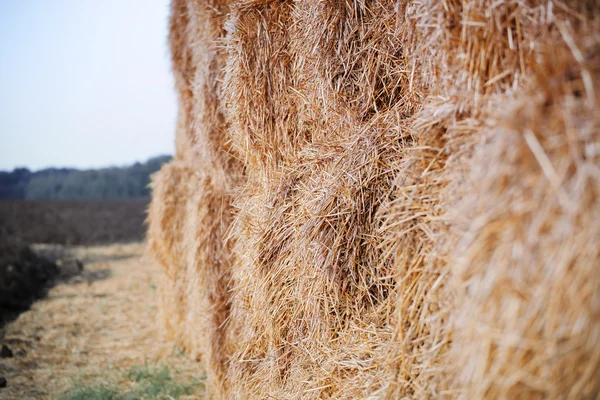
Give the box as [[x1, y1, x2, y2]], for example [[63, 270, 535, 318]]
[[148, 1, 600, 398]]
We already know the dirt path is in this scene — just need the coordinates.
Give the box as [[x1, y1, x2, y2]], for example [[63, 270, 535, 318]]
[[0, 243, 204, 400]]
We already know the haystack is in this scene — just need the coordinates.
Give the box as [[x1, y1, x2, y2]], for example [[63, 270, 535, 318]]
[[148, 1, 600, 398]]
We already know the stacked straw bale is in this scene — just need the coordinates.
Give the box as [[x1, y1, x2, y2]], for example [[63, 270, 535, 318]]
[[148, 0, 600, 398]]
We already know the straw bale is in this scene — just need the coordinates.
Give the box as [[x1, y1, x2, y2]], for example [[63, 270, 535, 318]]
[[147, 161, 192, 345], [149, 0, 241, 398], [148, 0, 600, 398], [444, 27, 600, 398], [222, 1, 418, 397]]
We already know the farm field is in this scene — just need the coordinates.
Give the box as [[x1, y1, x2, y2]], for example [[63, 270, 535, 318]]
[[0, 199, 152, 329], [0, 200, 149, 246], [0, 243, 205, 400]]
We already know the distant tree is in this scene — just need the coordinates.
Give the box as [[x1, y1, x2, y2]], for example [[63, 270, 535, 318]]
[[0, 168, 31, 198], [0, 155, 171, 200]]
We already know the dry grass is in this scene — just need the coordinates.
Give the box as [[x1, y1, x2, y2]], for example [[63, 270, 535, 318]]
[[0, 244, 206, 400], [148, 1, 600, 398]]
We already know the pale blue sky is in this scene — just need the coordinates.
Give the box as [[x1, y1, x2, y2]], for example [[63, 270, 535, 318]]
[[0, 0, 177, 171]]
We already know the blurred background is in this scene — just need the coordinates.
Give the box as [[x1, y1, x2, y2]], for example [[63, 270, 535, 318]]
[[0, 0, 179, 341], [0, 0, 175, 245]]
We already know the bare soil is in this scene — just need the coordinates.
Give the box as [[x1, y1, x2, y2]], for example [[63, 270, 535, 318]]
[[0, 240, 59, 327], [0, 200, 148, 246]]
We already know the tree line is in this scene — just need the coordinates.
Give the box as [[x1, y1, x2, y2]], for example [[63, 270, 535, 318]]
[[0, 155, 171, 200]]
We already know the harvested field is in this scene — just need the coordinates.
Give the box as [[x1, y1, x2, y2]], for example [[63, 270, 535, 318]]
[[0, 199, 149, 334], [0, 243, 205, 400], [148, 1, 600, 399]]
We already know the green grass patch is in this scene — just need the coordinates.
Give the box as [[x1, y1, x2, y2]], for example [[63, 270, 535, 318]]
[[57, 382, 118, 400], [58, 361, 204, 400]]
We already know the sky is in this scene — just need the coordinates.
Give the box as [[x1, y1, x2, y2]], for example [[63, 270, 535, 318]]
[[0, 0, 177, 171]]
